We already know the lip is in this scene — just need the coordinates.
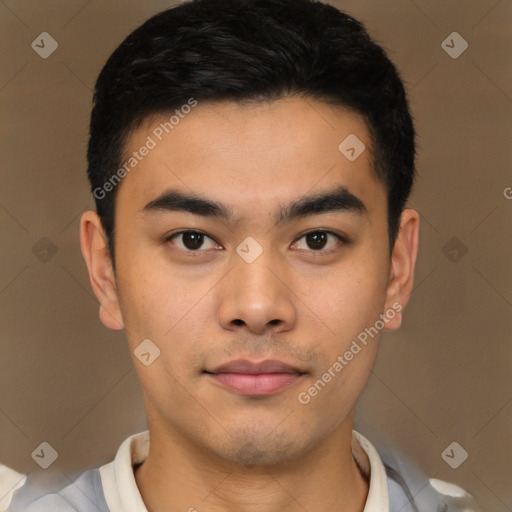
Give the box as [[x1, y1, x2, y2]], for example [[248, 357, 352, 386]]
[[210, 358, 303, 374], [204, 358, 306, 397]]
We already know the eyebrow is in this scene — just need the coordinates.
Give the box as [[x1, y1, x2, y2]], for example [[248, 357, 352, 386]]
[[141, 185, 368, 226]]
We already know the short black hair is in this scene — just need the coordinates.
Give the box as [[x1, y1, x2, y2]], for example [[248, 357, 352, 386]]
[[87, 0, 416, 265]]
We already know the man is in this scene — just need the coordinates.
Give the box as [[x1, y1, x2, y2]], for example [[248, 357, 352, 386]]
[[8, 0, 479, 510]]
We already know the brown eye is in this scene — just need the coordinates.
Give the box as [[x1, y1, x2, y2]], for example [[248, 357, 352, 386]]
[[167, 231, 219, 251], [305, 232, 328, 250], [293, 230, 344, 252]]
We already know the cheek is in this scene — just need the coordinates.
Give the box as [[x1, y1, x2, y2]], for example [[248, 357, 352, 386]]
[[311, 258, 388, 337], [116, 258, 215, 377], [115, 258, 183, 345]]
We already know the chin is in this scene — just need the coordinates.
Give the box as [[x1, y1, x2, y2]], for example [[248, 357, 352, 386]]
[[214, 427, 312, 467]]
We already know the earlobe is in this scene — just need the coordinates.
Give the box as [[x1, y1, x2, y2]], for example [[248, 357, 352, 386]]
[[383, 208, 420, 332], [80, 211, 125, 330]]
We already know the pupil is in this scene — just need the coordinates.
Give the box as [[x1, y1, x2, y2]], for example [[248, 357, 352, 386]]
[[183, 232, 204, 250], [307, 232, 327, 250]]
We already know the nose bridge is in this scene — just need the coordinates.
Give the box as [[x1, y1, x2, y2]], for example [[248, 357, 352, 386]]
[[216, 238, 296, 333], [235, 242, 278, 294], [233, 238, 282, 303]]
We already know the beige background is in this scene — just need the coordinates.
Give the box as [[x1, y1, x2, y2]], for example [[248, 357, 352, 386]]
[[1, 0, 511, 510]]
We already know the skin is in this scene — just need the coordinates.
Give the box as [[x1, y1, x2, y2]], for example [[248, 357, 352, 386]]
[[80, 97, 419, 512]]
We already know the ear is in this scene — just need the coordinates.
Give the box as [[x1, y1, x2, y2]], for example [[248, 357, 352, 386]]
[[383, 208, 420, 331], [79, 210, 124, 330]]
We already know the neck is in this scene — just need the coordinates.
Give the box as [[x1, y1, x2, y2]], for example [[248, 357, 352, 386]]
[[135, 415, 370, 512]]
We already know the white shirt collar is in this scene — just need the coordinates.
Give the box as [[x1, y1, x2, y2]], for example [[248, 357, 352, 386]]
[[353, 430, 389, 511], [99, 429, 389, 512]]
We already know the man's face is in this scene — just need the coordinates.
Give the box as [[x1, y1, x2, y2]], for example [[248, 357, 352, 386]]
[[103, 98, 395, 465]]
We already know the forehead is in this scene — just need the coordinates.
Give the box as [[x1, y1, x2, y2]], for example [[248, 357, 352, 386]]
[[116, 97, 386, 223]]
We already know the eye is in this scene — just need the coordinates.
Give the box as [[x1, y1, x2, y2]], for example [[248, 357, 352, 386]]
[[292, 230, 345, 252], [166, 230, 220, 252]]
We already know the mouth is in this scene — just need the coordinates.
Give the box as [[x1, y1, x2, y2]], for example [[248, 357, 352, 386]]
[[203, 359, 306, 397]]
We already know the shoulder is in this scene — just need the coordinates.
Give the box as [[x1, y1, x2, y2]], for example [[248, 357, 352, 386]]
[[383, 455, 481, 512], [0, 464, 27, 510], [8, 468, 109, 512], [428, 477, 482, 512], [352, 431, 480, 512], [8, 430, 148, 512]]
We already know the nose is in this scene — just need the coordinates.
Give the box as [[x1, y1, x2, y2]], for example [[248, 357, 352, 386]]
[[216, 245, 297, 335]]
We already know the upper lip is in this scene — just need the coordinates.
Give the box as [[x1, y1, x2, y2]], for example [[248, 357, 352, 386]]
[[207, 359, 304, 374]]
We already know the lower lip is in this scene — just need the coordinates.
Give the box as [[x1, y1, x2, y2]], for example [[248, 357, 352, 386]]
[[206, 372, 303, 396]]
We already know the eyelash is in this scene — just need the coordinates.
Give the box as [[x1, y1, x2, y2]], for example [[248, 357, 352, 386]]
[[164, 229, 347, 254]]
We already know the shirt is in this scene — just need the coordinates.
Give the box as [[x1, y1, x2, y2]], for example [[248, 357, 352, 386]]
[[7, 430, 480, 512], [0, 465, 27, 511]]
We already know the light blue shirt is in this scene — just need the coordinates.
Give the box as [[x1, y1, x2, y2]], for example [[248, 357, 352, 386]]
[[6, 430, 479, 511]]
